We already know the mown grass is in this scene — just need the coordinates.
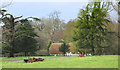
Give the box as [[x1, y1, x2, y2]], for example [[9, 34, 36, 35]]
[[1, 55, 118, 68], [1, 56, 59, 61]]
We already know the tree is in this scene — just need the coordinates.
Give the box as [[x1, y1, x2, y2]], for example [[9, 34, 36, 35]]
[[69, 42, 78, 54], [0, 27, 2, 57], [14, 23, 38, 56], [89, 2, 111, 55], [73, 2, 110, 55], [63, 20, 75, 43], [111, 1, 120, 15], [103, 22, 118, 55], [47, 40, 52, 54], [0, 9, 40, 57], [0, 9, 22, 57], [0, 0, 12, 8], [48, 11, 64, 42], [111, 1, 120, 55], [33, 12, 65, 52], [59, 41, 70, 56]]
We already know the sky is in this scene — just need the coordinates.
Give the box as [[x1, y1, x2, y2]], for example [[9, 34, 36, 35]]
[[4, 2, 88, 23], [1, 0, 117, 2], [1, 0, 118, 23]]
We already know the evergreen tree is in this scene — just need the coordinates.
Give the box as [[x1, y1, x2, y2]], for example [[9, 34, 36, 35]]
[[59, 41, 70, 56], [47, 40, 52, 54], [14, 23, 39, 56], [0, 9, 40, 57], [73, 2, 110, 55], [0, 9, 22, 57]]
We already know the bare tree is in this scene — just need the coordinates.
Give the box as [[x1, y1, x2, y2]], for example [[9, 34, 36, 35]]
[[111, 1, 120, 15], [0, 0, 13, 9], [48, 11, 62, 41], [111, 1, 120, 55]]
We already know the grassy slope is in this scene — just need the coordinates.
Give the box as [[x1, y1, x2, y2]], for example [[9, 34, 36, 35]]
[[2, 55, 118, 68]]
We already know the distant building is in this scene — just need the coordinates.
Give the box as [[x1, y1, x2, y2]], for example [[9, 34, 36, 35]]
[[49, 43, 72, 55]]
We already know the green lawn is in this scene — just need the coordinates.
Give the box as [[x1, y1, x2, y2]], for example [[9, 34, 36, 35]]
[[1, 55, 118, 68], [1, 56, 59, 61]]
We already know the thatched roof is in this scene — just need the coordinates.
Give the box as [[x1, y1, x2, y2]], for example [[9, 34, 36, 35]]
[[49, 43, 72, 54]]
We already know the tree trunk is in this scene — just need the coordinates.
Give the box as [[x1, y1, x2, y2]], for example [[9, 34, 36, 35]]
[[91, 48, 94, 56], [64, 52, 66, 56], [111, 2, 120, 55], [9, 51, 14, 57], [9, 39, 14, 57], [25, 52, 28, 56], [98, 48, 102, 55], [9, 15, 15, 57], [82, 51, 84, 57], [118, 4, 120, 55], [119, 37, 120, 55]]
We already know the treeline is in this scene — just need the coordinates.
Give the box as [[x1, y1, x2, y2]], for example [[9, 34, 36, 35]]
[[0, 10, 66, 57], [0, 2, 119, 57]]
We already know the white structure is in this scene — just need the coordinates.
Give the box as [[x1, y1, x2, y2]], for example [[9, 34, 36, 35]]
[[65, 52, 79, 56]]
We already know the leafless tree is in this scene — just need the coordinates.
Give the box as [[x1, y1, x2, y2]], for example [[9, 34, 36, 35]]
[[0, 0, 13, 9]]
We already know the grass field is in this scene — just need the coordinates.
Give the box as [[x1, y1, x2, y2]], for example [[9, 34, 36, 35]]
[[1, 55, 118, 68]]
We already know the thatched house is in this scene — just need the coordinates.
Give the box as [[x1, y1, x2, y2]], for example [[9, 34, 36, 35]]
[[49, 43, 72, 54]]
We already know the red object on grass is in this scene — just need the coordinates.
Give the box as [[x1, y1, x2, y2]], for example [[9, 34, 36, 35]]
[[79, 54, 83, 57], [37, 58, 44, 61], [24, 58, 45, 63]]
